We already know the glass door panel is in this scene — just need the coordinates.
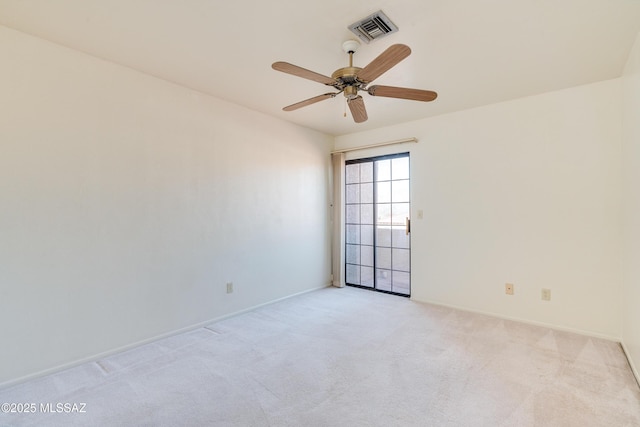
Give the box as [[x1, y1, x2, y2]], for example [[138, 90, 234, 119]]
[[345, 162, 375, 288]]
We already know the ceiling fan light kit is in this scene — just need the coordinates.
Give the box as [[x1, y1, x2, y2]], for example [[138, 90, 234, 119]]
[[272, 39, 437, 123]]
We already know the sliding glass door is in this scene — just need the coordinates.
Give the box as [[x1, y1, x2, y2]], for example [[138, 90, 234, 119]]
[[345, 153, 411, 296]]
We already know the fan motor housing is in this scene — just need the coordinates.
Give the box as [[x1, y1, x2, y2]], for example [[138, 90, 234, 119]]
[[331, 67, 362, 84]]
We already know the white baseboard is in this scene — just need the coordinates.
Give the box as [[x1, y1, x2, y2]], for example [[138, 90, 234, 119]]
[[412, 297, 621, 342], [621, 341, 640, 388], [0, 284, 329, 390]]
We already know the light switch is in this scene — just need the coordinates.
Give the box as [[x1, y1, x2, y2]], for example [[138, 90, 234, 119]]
[[417, 209, 424, 219]]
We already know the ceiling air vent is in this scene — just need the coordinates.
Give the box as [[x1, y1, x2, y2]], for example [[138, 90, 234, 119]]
[[348, 10, 399, 44]]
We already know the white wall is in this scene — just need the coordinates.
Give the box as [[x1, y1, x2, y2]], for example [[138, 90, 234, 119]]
[[336, 79, 623, 339], [622, 32, 640, 380], [0, 25, 332, 386]]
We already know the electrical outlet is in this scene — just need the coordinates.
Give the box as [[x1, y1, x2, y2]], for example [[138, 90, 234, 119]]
[[505, 283, 514, 295], [541, 288, 551, 301], [226, 282, 233, 294]]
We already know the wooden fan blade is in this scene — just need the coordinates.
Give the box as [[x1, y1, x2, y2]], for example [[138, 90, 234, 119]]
[[348, 96, 368, 123], [283, 93, 337, 111], [272, 62, 335, 86], [367, 85, 438, 102], [357, 44, 411, 83]]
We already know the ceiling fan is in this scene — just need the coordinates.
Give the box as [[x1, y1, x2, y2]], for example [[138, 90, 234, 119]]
[[272, 40, 437, 123]]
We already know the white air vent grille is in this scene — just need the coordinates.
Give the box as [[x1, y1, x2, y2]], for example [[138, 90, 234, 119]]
[[348, 11, 398, 44]]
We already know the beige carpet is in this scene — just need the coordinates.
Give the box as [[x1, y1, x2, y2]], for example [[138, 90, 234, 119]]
[[1, 286, 639, 426]]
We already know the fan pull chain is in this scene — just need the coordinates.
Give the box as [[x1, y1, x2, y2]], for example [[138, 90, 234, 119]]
[[344, 98, 347, 118]]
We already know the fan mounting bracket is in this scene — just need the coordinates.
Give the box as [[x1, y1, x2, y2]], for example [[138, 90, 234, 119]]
[[342, 40, 361, 54]]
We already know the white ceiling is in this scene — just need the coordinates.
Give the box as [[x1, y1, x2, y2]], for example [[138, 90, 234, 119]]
[[1, 0, 639, 136]]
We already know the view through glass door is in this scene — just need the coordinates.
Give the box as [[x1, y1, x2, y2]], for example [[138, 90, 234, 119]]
[[345, 153, 411, 296]]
